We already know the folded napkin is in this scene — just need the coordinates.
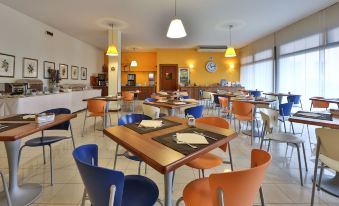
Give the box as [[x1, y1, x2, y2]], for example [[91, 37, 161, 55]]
[[159, 92, 168, 95], [139, 120, 163, 128], [176, 133, 208, 144], [22, 114, 36, 119], [182, 99, 198, 103], [174, 102, 186, 105], [157, 99, 168, 103]]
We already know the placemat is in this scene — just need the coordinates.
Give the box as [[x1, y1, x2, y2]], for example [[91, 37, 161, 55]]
[[0, 114, 36, 121], [0, 123, 30, 133], [294, 111, 333, 121], [123, 118, 182, 134], [153, 127, 227, 155]]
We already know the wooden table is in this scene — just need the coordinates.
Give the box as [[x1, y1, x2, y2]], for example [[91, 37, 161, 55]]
[[289, 113, 339, 197], [309, 97, 339, 108], [263, 92, 296, 104], [144, 101, 198, 116], [232, 98, 276, 144], [103, 116, 237, 206], [0, 114, 76, 206]]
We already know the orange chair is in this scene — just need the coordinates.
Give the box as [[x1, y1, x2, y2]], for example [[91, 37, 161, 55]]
[[310, 97, 329, 111], [218, 97, 231, 118], [186, 117, 234, 178], [82, 99, 107, 137], [231, 101, 254, 131], [122, 91, 135, 112], [177, 149, 271, 206]]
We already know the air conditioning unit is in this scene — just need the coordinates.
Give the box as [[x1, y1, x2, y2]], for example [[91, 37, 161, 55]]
[[197, 45, 227, 52]]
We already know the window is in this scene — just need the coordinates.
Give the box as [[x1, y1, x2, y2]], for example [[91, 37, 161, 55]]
[[324, 45, 339, 97]]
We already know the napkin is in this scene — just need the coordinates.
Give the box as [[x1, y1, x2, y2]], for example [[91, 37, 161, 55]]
[[298, 112, 321, 117], [176, 133, 208, 144], [157, 99, 168, 103], [139, 120, 163, 128], [159, 92, 168, 95], [174, 102, 186, 105], [22, 114, 36, 119], [182, 99, 198, 103]]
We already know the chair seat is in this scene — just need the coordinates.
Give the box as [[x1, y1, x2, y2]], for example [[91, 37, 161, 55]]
[[159, 113, 167, 118], [186, 153, 223, 169], [122, 175, 159, 206], [109, 108, 121, 112], [123, 151, 143, 162], [89, 112, 105, 117], [235, 114, 252, 121], [319, 154, 339, 172], [183, 178, 212, 206], [266, 133, 303, 144], [24, 136, 69, 147]]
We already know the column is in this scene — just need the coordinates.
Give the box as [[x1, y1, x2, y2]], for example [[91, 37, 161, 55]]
[[107, 29, 121, 95]]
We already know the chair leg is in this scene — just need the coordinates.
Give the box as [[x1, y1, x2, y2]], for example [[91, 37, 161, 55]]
[[306, 125, 312, 150], [296, 144, 303, 186], [176, 197, 183, 206], [202, 169, 205, 178], [311, 154, 320, 206], [317, 162, 325, 191], [81, 111, 87, 137], [43, 145, 46, 164], [283, 120, 287, 133], [0, 171, 12, 206], [94, 117, 97, 131], [81, 188, 87, 206], [113, 144, 119, 170], [267, 140, 271, 152], [70, 123, 75, 149], [49, 145, 53, 186], [259, 186, 265, 206], [301, 143, 308, 171], [18, 145, 25, 167], [228, 144, 234, 171], [144, 163, 147, 174], [138, 161, 142, 175]]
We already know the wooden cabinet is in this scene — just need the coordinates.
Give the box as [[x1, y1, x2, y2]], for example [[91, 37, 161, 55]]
[[121, 86, 156, 100], [180, 86, 244, 99]]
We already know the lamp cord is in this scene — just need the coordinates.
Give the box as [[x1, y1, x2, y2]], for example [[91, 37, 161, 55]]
[[111, 24, 114, 44], [229, 25, 232, 46], [174, 0, 177, 17]]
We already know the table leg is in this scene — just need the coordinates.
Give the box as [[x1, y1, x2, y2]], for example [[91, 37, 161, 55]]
[[0, 140, 42, 206], [278, 96, 283, 105], [104, 102, 110, 128], [168, 108, 176, 116], [164, 171, 174, 206], [315, 172, 339, 197]]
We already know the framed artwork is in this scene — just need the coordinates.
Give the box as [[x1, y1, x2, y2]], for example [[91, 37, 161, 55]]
[[43, 61, 55, 79], [178, 67, 189, 86], [71, 66, 79, 80], [23, 58, 38, 78], [81, 67, 87, 80], [59, 64, 68, 79], [0, 53, 15, 78]]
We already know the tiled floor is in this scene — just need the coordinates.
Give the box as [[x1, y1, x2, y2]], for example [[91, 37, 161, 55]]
[[0, 101, 339, 206]]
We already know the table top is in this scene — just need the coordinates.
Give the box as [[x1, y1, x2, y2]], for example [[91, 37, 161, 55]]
[[0, 114, 77, 141], [103, 116, 237, 174], [309, 97, 339, 104], [83, 96, 122, 101], [231, 98, 276, 105], [289, 112, 339, 129], [263, 92, 296, 97], [144, 101, 198, 109]]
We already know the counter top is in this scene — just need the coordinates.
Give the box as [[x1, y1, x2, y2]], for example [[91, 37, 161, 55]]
[[121, 85, 155, 87]]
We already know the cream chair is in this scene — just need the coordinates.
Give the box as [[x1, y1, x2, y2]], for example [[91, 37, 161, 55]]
[[142, 104, 160, 119], [311, 128, 339, 206]]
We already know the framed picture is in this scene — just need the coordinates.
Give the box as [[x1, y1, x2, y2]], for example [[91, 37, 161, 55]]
[[71, 66, 79, 80], [23, 58, 38, 78], [59, 64, 68, 79], [43, 61, 55, 79], [0, 53, 15, 78], [81, 67, 87, 80], [178, 67, 189, 86]]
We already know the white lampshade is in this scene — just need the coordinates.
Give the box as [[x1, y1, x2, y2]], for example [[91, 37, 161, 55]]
[[130, 60, 138, 67], [167, 18, 187, 38]]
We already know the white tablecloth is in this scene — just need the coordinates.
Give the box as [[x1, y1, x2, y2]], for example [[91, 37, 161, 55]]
[[0, 89, 101, 116]]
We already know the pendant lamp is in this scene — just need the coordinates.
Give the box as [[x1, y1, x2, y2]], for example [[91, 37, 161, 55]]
[[225, 25, 236, 57], [167, 0, 187, 38], [130, 48, 138, 67], [106, 24, 118, 56]]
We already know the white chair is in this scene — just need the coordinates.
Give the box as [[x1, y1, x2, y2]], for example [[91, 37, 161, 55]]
[[0, 170, 12, 206], [260, 109, 308, 186], [142, 104, 160, 119], [311, 128, 339, 206]]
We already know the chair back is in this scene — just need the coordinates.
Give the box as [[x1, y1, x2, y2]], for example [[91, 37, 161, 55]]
[[208, 149, 271, 206], [87, 99, 106, 114], [218, 97, 229, 109], [260, 109, 279, 133], [184, 105, 204, 118], [232, 101, 253, 117], [279, 102, 293, 116], [199, 90, 204, 98], [122, 91, 134, 101], [213, 94, 220, 105], [311, 97, 329, 109], [181, 95, 190, 99], [316, 128, 339, 162], [250, 90, 261, 97], [144, 98, 156, 103], [142, 104, 160, 119], [287, 95, 301, 105], [73, 144, 124, 206], [42, 108, 71, 130], [196, 117, 229, 152], [118, 114, 152, 125]]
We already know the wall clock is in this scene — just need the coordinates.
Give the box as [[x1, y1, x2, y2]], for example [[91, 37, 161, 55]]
[[206, 61, 217, 73]]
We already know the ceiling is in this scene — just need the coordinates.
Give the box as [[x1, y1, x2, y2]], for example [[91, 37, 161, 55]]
[[0, 0, 337, 51]]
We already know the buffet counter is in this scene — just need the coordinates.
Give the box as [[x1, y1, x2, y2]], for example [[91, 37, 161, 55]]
[[0, 89, 101, 116], [179, 86, 244, 99], [121, 86, 156, 99]]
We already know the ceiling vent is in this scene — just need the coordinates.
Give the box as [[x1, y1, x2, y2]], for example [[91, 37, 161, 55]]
[[197, 45, 227, 52]]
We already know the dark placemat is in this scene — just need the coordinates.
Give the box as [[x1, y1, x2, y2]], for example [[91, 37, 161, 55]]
[[0, 114, 35, 121], [0, 123, 30, 133], [153, 127, 227, 155], [294, 111, 333, 121], [123, 118, 182, 134]]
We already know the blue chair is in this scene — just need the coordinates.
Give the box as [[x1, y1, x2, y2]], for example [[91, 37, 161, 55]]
[[250, 90, 262, 97], [278, 102, 293, 133], [185, 105, 204, 118], [144, 98, 156, 102], [181, 96, 190, 99], [19, 108, 75, 185], [114, 114, 152, 175], [287, 95, 303, 110], [73, 144, 159, 206]]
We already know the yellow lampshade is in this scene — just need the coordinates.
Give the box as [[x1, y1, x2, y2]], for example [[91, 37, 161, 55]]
[[106, 45, 118, 56], [225, 47, 236, 57]]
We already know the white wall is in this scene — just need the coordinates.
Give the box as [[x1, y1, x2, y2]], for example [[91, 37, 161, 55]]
[[0, 3, 103, 86]]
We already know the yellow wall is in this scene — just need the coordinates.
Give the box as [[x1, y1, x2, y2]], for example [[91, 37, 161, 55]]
[[121, 52, 157, 71]]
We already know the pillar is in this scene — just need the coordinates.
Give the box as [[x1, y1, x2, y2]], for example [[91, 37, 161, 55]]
[[107, 29, 121, 95]]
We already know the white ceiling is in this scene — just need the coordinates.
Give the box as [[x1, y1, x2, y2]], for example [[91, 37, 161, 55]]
[[0, 0, 337, 50]]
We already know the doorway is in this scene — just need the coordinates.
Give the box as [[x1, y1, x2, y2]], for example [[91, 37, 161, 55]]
[[159, 64, 178, 91]]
